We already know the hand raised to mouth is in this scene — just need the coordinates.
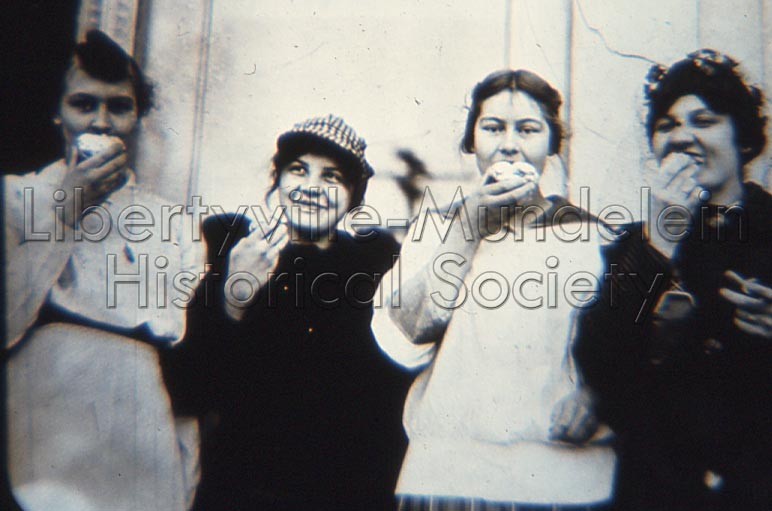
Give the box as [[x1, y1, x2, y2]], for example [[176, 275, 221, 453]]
[[225, 220, 290, 320]]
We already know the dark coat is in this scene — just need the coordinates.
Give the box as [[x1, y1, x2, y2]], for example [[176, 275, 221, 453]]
[[574, 183, 772, 511], [162, 214, 412, 511]]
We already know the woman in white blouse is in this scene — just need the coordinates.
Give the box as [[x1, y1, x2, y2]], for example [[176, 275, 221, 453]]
[[4, 31, 200, 511], [372, 69, 615, 511]]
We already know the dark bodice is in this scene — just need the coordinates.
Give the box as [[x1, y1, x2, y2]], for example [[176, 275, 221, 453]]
[[162, 215, 411, 509]]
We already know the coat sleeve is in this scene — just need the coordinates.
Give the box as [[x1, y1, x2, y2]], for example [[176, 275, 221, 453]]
[[159, 212, 250, 416], [573, 223, 674, 431]]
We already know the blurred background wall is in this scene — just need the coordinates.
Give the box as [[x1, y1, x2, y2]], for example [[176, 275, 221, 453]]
[[7, 0, 772, 224]]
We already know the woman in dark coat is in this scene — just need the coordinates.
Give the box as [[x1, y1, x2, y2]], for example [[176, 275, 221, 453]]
[[162, 114, 411, 511], [575, 49, 772, 511]]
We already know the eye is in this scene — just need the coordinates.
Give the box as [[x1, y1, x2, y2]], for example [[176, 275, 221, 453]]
[[322, 169, 345, 184], [107, 97, 136, 115], [691, 115, 718, 128], [518, 122, 543, 135], [67, 94, 97, 113], [654, 118, 675, 133], [286, 163, 307, 175], [480, 123, 504, 133]]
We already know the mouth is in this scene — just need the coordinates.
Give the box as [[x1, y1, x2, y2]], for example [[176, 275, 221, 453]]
[[291, 199, 330, 214], [673, 150, 705, 165]]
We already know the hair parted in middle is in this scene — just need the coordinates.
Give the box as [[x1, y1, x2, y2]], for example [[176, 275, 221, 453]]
[[461, 69, 564, 155]]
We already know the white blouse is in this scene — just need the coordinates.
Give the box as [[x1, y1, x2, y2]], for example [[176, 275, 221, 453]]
[[372, 212, 616, 504], [5, 160, 203, 347]]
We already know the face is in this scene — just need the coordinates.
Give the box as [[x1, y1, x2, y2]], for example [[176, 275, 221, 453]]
[[651, 94, 742, 194], [58, 66, 138, 149], [278, 153, 353, 237], [472, 90, 552, 175]]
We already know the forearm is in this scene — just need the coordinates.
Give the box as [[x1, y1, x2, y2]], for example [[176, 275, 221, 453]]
[[4, 171, 75, 346], [387, 217, 480, 343]]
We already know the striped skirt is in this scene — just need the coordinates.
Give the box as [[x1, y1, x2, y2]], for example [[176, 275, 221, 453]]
[[397, 495, 611, 511]]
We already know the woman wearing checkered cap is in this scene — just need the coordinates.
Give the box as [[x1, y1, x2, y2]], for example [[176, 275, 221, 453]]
[[162, 115, 412, 510]]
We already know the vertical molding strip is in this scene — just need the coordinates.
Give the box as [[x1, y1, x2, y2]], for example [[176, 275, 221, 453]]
[[186, 0, 216, 201], [77, 0, 139, 53], [101, 0, 139, 52], [564, 0, 574, 175], [77, 0, 103, 41]]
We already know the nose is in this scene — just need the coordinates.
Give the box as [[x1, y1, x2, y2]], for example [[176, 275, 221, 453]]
[[89, 104, 112, 134], [667, 123, 696, 149], [293, 177, 323, 199], [499, 127, 521, 157]]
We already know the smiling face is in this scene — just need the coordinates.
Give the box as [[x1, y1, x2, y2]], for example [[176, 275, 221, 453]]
[[651, 94, 743, 201], [472, 90, 552, 176], [278, 153, 353, 239], [58, 66, 138, 153]]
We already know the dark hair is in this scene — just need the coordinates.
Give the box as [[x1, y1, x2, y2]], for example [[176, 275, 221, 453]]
[[267, 134, 369, 210], [645, 49, 766, 164], [461, 69, 564, 155], [66, 30, 154, 117]]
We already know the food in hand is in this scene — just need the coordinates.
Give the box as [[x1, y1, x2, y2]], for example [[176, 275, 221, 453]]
[[489, 161, 538, 182], [76, 134, 123, 162]]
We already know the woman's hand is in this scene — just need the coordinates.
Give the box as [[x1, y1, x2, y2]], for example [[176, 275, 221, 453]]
[[549, 387, 599, 444], [228, 222, 289, 287], [224, 222, 289, 320], [62, 140, 129, 212], [645, 153, 704, 259], [466, 164, 542, 236], [720, 270, 772, 339]]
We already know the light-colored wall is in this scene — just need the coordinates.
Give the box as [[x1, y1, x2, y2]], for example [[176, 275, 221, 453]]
[[503, 0, 771, 217], [189, 0, 509, 217], [561, 0, 771, 217], [115, 0, 771, 217]]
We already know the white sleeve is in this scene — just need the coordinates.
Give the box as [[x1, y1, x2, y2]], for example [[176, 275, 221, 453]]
[[371, 304, 437, 370], [4, 165, 73, 348], [371, 219, 450, 369]]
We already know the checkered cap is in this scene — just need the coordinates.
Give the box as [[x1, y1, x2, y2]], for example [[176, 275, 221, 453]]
[[278, 114, 374, 178]]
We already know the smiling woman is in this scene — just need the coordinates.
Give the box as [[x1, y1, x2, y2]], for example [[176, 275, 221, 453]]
[[268, 115, 371, 244], [279, 153, 352, 235], [161, 114, 411, 511], [574, 50, 772, 511]]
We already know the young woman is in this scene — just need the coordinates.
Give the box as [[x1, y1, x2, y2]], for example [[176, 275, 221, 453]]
[[574, 50, 772, 511], [371, 70, 615, 510], [4, 31, 198, 511], [162, 114, 411, 510]]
